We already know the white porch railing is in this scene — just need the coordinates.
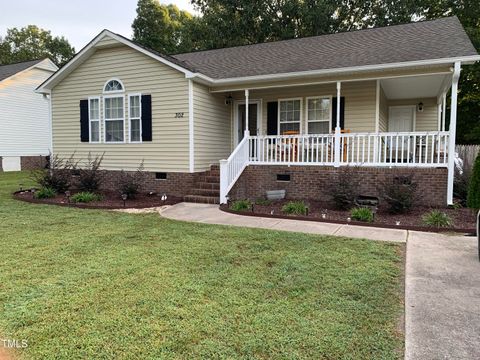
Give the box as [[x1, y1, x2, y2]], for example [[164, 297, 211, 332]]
[[220, 131, 449, 203], [219, 135, 250, 203]]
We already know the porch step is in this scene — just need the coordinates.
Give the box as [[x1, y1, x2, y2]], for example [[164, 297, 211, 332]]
[[184, 195, 220, 204], [184, 164, 220, 204]]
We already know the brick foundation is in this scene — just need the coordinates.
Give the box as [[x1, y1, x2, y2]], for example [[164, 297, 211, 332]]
[[20, 156, 49, 170], [77, 170, 199, 198], [229, 165, 448, 207]]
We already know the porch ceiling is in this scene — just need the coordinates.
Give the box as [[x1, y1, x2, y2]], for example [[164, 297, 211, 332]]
[[380, 73, 451, 100]]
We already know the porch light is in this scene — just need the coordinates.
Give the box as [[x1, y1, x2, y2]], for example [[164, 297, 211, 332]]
[[417, 102, 424, 112], [225, 95, 233, 105]]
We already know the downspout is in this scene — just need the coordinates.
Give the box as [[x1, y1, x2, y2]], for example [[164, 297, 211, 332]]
[[188, 79, 194, 173], [447, 61, 461, 205]]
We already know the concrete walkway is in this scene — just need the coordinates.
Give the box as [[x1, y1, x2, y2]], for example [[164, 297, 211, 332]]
[[160, 202, 407, 242], [160, 202, 480, 359]]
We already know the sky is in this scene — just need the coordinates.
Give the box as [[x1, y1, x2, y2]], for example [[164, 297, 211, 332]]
[[0, 0, 196, 51]]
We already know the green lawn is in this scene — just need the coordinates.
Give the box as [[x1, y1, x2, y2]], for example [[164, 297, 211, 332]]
[[0, 172, 404, 359]]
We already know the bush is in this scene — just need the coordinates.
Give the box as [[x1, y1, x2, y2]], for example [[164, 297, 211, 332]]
[[71, 192, 102, 203], [350, 207, 374, 222], [117, 161, 146, 199], [255, 198, 272, 206], [422, 210, 452, 228], [31, 154, 76, 193], [34, 187, 56, 199], [77, 153, 104, 192], [282, 201, 308, 215], [467, 152, 480, 209], [454, 169, 470, 206], [329, 167, 359, 210], [230, 199, 252, 212], [380, 173, 419, 214]]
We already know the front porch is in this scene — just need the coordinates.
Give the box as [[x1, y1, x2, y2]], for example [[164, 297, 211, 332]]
[[217, 66, 461, 204]]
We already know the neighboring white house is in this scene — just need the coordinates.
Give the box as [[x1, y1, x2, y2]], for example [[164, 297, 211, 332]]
[[0, 58, 58, 171]]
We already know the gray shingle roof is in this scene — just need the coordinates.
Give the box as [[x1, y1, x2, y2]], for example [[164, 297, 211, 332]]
[[173, 16, 478, 79], [0, 59, 44, 82]]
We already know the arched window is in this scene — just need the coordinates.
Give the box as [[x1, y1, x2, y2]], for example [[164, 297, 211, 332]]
[[104, 78, 124, 93]]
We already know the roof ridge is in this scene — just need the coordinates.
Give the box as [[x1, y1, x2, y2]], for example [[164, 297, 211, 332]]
[[0, 58, 45, 67], [172, 16, 459, 57]]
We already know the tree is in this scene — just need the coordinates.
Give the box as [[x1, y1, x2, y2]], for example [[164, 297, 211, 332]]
[[132, 0, 197, 54], [0, 25, 75, 66]]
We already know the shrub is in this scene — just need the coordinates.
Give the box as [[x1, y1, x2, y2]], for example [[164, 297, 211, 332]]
[[282, 201, 308, 215], [230, 199, 252, 212], [467, 152, 480, 209], [422, 210, 452, 228], [31, 154, 77, 193], [71, 192, 102, 203], [329, 167, 359, 210], [350, 207, 374, 222], [34, 187, 56, 199], [117, 161, 146, 199], [77, 153, 104, 192], [380, 173, 419, 214], [454, 169, 470, 206], [255, 198, 272, 206]]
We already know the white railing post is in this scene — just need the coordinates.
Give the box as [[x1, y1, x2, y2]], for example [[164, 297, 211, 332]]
[[334, 81, 341, 167], [219, 159, 229, 204], [244, 89, 250, 137], [447, 62, 461, 205]]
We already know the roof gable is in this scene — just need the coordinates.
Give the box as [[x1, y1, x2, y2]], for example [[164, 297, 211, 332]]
[[174, 16, 479, 80], [0, 58, 56, 82]]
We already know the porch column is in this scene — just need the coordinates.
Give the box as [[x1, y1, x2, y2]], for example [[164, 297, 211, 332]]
[[442, 92, 447, 131], [334, 81, 341, 167], [244, 89, 250, 137], [447, 61, 461, 205]]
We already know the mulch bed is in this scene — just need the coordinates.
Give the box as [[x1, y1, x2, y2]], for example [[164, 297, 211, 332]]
[[14, 189, 182, 209], [221, 199, 477, 234]]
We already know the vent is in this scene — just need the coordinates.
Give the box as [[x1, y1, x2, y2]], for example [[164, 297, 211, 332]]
[[276, 174, 290, 182], [155, 172, 167, 180]]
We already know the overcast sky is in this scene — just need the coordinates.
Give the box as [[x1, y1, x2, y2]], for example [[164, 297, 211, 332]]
[[0, 0, 196, 51]]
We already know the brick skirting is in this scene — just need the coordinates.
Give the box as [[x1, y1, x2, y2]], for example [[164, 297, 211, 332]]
[[229, 165, 448, 207], [85, 170, 199, 198]]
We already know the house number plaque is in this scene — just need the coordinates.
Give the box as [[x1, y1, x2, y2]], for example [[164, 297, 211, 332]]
[[174, 112, 184, 118]]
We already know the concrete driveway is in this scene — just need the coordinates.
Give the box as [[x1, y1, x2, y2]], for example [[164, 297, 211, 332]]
[[160, 203, 480, 359]]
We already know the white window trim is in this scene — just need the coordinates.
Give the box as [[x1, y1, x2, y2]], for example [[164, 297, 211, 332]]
[[88, 96, 101, 143], [103, 78, 125, 94], [305, 95, 333, 134], [128, 93, 142, 143], [103, 94, 126, 144], [278, 97, 303, 135]]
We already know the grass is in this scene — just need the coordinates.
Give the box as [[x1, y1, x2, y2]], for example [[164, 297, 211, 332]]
[[0, 172, 404, 359]]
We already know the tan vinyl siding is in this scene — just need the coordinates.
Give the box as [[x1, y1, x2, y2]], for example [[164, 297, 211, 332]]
[[387, 98, 439, 131], [193, 82, 232, 171], [51, 43, 190, 172], [230, 80, 377, 135], [379, 86, 388, 132]]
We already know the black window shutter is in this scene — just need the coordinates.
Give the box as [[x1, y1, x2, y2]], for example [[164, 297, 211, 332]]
[[267, 101, 278, 135], [141, 94, 152, 141], [80, 99, 89, 142], [331, 97, 345, 131]]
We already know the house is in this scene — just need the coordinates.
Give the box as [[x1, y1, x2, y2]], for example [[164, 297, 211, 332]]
[[0, 58, 58, 171], [36, 17, 479, 206]]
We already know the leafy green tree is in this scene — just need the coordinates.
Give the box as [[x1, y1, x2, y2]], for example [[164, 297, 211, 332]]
[[0, 25, 75, 66], [132, 0, 197, 54]]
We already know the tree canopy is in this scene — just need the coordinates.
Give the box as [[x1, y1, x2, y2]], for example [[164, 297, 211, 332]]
[[0, 25, 75, 66]]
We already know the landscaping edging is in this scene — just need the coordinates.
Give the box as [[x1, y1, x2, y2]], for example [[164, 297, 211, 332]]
[[219, 204, 476, 235], [13, 190, 181, 210]]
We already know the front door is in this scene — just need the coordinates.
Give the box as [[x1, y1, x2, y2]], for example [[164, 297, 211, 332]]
[[237, 103, 258, 144], [388, 106, 414, 132]]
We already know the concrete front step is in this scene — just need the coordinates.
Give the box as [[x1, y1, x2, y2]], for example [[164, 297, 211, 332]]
[[184, 195, 219, 204]]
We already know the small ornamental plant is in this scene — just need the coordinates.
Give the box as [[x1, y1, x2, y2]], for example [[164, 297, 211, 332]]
[[422, 210, 452, 228], [467, 152, 480, 209], [34, 187, 56, 199], [71, 192, 102, 203], [350, 207, 374, 223], [230, 199, 252, 212], [282, 201, 308, 216]]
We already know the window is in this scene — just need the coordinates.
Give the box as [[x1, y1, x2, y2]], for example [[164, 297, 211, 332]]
[[279, 99, 301, 134], [104, 79, 123, 93], [129, 95, 142, 142], [88, 97, 100, 142], [104, 96, 124, 142], [307, 97, 331, 134]]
